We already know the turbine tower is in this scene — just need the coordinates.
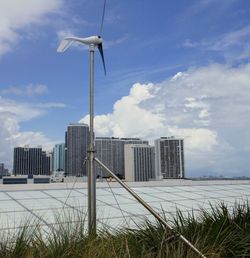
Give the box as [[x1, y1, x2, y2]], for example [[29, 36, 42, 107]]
[[58, 39, 105, 234], [57, 1, 106, 235]]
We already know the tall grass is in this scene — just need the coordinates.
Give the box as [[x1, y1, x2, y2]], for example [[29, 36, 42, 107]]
[[0, 202, 250, 257]]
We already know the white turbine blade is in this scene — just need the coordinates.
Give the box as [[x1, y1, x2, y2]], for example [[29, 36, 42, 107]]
[[57, 39, 74, 52]]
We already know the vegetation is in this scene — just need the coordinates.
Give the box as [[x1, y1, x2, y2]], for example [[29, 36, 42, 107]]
[[0, 202, 250, 258]]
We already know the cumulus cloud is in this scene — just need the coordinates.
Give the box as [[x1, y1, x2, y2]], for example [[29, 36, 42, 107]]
[[0, 0, 63, 56], [81, 83, 165, 138], [81, 63, 250, 177], [0, 96, 64, 169]]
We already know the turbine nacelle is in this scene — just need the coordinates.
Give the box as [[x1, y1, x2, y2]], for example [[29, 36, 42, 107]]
[[57, 35, 106, 75], [57, 36, 102, 53]]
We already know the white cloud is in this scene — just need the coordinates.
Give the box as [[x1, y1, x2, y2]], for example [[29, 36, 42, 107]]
[[170, 72, 187, 81], [80, 63, 250, 177], [36, 102, 66, 108], [183, 25, 250, 60], [1, 84, 48, 96], [0, 97, 43, 122], [0, 96, 64, 169], [211, 25, 250, 51], [80, 83, 165, 139], [0, 0, 63, 56], [104, 35, 128, 48], [183, 0, 237, 19], [183, 39, 197, 48]]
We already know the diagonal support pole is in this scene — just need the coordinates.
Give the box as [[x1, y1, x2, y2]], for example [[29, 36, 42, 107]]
[[94, 157, 207, 258]]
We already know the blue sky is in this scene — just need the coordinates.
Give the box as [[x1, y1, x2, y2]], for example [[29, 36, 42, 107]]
[[1, 0, 250, 176]]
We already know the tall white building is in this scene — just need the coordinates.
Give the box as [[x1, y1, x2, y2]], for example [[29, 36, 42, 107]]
[[155, 137, 184, 179], [95, 137, 148, 178], [124, 144, 155, 182]]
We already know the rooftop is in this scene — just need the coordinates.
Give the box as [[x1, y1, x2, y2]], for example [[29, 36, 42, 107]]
[[0, 179, 249, 233]]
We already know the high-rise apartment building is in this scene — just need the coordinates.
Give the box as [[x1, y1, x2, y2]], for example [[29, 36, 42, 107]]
[[124, 144, 155, 182], [53, 143, 65, 172], [154, 137, 185, 179], [13, 146, 51, 175], [65, 123, 89, 176], [42, 151, 51, 175], [95, 137, 121, 178], [95, 137, 148, 178], [0, 163, 9, 176]]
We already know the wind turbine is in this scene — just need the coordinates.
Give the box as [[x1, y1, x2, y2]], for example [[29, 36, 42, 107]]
[[56, 2, 206, 256], [57, 0, 107, 236]]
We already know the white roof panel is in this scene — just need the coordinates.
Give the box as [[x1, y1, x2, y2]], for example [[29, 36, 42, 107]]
[[0, 180, 249, 231]]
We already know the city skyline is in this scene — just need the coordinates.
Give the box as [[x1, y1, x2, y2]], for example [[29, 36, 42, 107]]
[[0, 1, 250, 177], [10, 133, 184, 182]]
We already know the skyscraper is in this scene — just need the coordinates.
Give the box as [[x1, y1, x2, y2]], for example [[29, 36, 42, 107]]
[[13, 146, 51, 175], [124, 144, 155, 182], [154, 137, 185, 179], [42, 151, 51, 175], [95, 137, 148, 178], [65, 123, 89, 176], [53, 143, 65, 172], [0, 163, 9, 176]]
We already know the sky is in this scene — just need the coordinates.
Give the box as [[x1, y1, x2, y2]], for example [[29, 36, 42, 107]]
[[0, 0, 250, 177]]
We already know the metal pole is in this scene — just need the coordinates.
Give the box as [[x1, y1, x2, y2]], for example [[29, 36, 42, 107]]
[[88, 44, 96, 236], [94, 157, 206, 258]]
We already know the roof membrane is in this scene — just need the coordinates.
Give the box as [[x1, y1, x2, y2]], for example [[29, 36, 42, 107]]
[[0, 180, 249, 232]]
